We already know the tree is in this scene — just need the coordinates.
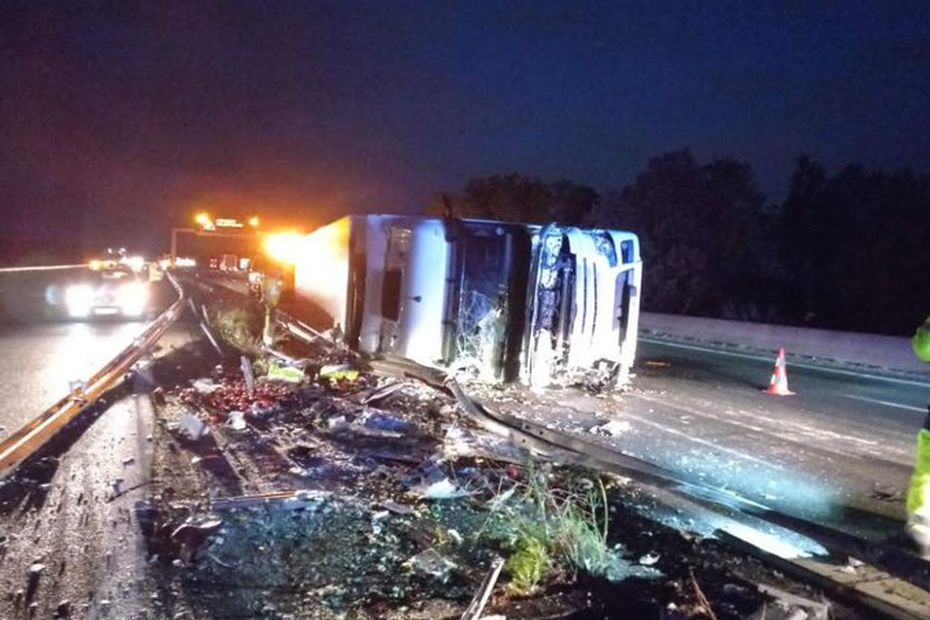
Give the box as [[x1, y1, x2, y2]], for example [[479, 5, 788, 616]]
[[593, 150, 767, 317], [778, 155, 829, 321], [778, 157, 930, 334], [428, 173, 598, 225]]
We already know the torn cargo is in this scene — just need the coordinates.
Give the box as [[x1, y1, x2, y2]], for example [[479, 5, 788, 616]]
[[289, 215, 642, 387]]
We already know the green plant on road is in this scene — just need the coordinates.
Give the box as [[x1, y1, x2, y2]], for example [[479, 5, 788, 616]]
[[489, 463, 623, 595]]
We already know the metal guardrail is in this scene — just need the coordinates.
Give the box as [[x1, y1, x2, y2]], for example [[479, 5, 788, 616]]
[[0, 273, 186, 479]]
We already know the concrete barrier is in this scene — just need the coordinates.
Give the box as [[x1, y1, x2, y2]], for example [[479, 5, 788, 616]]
[[640, 312, 930, 376]]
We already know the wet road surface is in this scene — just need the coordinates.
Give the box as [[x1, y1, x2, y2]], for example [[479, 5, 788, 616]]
[[0, 323, 196, 619], [0, 321, 148, 440], [504, 337, 930, 541], [630, 339, 928, 530]]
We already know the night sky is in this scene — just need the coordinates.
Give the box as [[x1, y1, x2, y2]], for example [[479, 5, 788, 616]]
[[2, 1, 930, 258]]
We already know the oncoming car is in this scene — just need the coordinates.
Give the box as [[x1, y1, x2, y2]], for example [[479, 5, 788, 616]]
[[63, 266, 151, 320]]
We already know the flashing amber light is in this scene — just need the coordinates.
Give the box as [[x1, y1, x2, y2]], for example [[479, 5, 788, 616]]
[[248, 216, 260, 228], [194, 212, 212, 228]]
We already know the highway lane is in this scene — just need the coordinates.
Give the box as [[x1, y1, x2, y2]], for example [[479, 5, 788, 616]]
[[0, 321, 149, 440], [0, 323, 198, 619], [630, 338, 930, 528], [0, 267, 177, 440], [488, 337, 930, 542], [635, 337, 927, 463], [626, 339, 928, 532], [0, 265, 192, 617]]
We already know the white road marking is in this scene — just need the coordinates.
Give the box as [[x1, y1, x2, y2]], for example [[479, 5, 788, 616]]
[[632, 392, 892, 461], [842, 393, 926, 413], [623, 411, 776, 467], [640, 336, 930, 388]]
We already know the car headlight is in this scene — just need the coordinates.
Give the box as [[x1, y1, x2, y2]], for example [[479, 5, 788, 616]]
[[118, 282, 149, 316], [65, 285, 94, 317]]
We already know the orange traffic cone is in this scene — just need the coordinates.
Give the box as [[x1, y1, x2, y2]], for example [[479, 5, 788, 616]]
[[764, 347, 794, 395]]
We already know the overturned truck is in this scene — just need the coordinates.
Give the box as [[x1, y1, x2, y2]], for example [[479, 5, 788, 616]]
[[291, 215, 642, 387]]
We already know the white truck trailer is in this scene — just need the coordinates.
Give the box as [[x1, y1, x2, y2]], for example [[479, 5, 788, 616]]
[[289, 215, 642, 387]]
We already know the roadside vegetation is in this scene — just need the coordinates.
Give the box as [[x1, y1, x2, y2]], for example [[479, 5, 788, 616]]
[[486, 463, 625, 595], [432, 152, 930, 334], [208, 302, 264, 356]]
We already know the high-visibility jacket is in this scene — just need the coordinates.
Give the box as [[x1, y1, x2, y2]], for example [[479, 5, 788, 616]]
[[915, 315, 930, 363], [907, 314, 930, 537]]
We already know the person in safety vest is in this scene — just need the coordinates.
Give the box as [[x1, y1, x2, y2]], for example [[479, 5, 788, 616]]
[[906, 315, 930, 554]]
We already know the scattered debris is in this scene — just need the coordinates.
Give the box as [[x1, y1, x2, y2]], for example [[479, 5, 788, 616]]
[[171, 515, 223, 563], [690, 568, 719, 620], [644, 360, 671, 368], [181, 373, 303, 414], [226, 410, 246, 431], [209, 489, 332, 512], [177, 413, 208, 440], [756, 583, 831, 620], [589, 419, 632, 436], [441, 424, 527, 465], [412, 478, 473, 500], [639, 552, 660, 566], [319, 364, 359, 383], [460, 556, 505, 620], [198, 321, 224, 356], [327, 415, 348, 430], [363, 411, 411, 434], [380, 499, 416, 516], [486, 487, 516, 511], [405, 548, 458, 580], [135, 290, 837, 619], [266, 361, 305, 383], [362, 380, 405, 405], [240, 355, 255, 394], [191, 378, 219, 395]]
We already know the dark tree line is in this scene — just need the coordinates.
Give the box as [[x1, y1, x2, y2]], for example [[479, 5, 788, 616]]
[[432, 151, 930, 335], [429, 173, 599, 226]]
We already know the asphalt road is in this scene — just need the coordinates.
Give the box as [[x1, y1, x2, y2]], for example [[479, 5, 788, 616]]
[[0, 334, 207, 618], [0, 314, 196, 617], [0, 265, 924, 616], [0, 268, 177, 440], [630, 338, 929, 525], [500, 336, 930, 542], [0, 321, 149, 440]]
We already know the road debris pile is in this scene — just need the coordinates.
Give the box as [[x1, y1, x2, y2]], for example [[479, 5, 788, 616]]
[[135, 290, 846, 619]]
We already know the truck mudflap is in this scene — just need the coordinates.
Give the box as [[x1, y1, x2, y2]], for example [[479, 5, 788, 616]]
[[524, 225, 641, 389]]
